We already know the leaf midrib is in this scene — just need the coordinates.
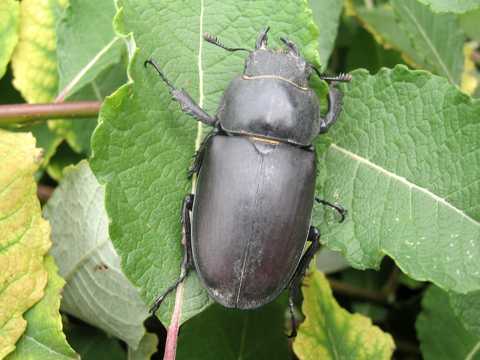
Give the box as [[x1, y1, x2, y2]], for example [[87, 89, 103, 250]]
[[330, 143, 479, 226], [396, 1, 454, 83]]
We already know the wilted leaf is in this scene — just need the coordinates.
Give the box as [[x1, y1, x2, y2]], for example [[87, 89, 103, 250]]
[[177, 298, 289, 360], [310, 0, 343, 68], [43, 161, 150, 349], [6, 256, 78, 360], [315, 65, 480, 294], [293, 270, 394, 360], [0, 130, 50, 358], [0, 0, 19, 79], [416, 286, 480, 360], [416, 0, 480, 13], [91, 0, 322, 325]]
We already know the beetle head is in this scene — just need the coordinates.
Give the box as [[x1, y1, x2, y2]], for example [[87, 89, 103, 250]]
[[243, 27, 312, 88]]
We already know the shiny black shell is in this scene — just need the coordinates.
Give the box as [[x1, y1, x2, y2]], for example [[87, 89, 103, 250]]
[[191, 135, 316, 309]]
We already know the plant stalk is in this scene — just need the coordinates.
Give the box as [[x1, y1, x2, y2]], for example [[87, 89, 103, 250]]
[[0, 101, 101, 125]]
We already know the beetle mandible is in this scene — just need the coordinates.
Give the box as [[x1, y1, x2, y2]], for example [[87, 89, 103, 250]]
[[145, 27, 351, 336]]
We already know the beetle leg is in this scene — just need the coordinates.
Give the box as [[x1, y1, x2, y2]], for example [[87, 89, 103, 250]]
[[150, 194, 195, 315], [315, 197, 347, 223], [144, 59, 216, 126], [188, 130, 217, 178], [287, 226, 321, 337], [319, 85, 344, 134]]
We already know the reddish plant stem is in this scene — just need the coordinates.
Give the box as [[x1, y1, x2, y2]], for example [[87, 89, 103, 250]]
[[0, 101, 101, 125]]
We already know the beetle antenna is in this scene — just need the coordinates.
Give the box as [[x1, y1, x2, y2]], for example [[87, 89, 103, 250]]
[[144, 59, 175, 91], [315, 197, 347, 223], [311, 66, 352, 83], [203, 33, 251, 53]]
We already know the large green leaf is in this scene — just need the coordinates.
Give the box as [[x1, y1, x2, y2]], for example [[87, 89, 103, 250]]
[[43, 161, 150, 349], [0, 0, 19, 79], [314, 65, 480, 294], [310, 0, 343, 68], [416, 286, 480, 360], [91, 0, 321, 325], [349, 1, 465, 84], [6, 256, 78, 360], [293, 270, 394, 360], [177, 298, 289, 360], [0, 130, 50, 358], [416, 0, 480, 13]]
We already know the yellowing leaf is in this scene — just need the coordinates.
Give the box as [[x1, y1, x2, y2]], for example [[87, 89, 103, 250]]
[[293, 270, 395, 360], [11, 0, 65, 103], [0, 130, 50, 358], [0, 0, 19, 79], [6, 256, 78, 360]]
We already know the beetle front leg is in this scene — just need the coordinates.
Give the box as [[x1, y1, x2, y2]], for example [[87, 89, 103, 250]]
[[145, 59, 216, 126], [319, 85, 344, 134], [150, 194, 195, 315], [287, 226, 321, 337]]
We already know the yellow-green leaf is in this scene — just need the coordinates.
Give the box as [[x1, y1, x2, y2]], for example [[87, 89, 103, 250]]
[[0, 0, 19, 79], [293, 270, 395, 360], [11, 0, 66, 103], [0, 130, 50, 358], [6, 256, 78, 360]]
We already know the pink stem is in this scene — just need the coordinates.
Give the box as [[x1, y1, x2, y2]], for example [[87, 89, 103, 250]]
[[162, 282, 185, 360]]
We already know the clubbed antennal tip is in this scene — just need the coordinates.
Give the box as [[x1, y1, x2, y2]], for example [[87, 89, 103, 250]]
[[318, 72, 352, 82], [203, 32, 251, 53]]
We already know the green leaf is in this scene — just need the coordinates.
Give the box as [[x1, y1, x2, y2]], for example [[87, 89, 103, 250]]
[[51, 0, 127, 154], [460, 8, 480, 41], [310, 0, 343, 68], [43, 161, 150, 349], [293, 270, 394, 360], [449, 290, 480, 337], [127, 333, 158, 360], [177, 298, 289, 360], [416, 286, 480, 360], [349, 1, 465, 84], [65, 323, 126, 360], [391, 0, 465, 84], [416, 0, 480, 13], [11, 0, 66, 103], [56, 0, 124, 99], [0, 0, 19, 79], [50, 62, 128, 154], [91, 0, 321, 325], [0, 130, 50, 358], [315, 65, 480, 294], [46, 142, 84, 181], [6, 256, 78, 360]]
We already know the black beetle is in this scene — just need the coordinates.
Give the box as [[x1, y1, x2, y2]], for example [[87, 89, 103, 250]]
[[145, 27, 351, 335]]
